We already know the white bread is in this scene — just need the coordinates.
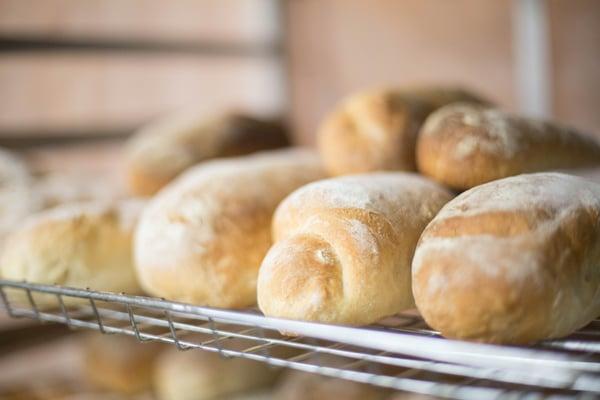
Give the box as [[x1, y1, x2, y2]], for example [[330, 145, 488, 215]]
[[83, 333, 164, 394], [272, 371, 387, 400], [0, 199, 144, 307], [126, 112, 288, 196], [257, 173, 453, 326], [317, 87, 487, 176], [416, 103, 600, 190], [413, 172, 600, 344], [134, 149, 325, 308], [153, 347, 279, 400]]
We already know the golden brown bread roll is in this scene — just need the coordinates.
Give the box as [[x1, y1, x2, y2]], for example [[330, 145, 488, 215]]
[[416, 103, 600, 190], [412, 172, 600, 344], [0, 199, 144, 307], [317, 87, 487, 176], [257, 173, 453, 326], [126, 112, 289, 196], [134, 149, 325, 308], [153, 347, 279, 400], [83, 334, 164, 395], [272, 371, 387, 400]]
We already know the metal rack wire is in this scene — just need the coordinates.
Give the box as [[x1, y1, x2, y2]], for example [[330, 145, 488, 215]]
[[1, 279, 599, 399]]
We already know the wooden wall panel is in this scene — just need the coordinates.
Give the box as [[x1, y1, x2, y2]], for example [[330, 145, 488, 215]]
[[0, 53, 283, 136], [0, 0, 278, 45], [286, 0, 515, 145], [549, 0, 600, 136]]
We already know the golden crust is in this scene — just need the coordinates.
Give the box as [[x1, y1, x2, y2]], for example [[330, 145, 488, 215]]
[[412, 173, 600, 344], [134, 149, 325, 308], [126, 112, 289, 196], [416, 104, 600, 190], [317, 87, 486, 176], [0, 199, 144, 307], [257, 173, 453, 326]]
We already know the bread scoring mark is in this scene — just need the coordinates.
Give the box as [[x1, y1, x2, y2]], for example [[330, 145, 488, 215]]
[[347, 218, 379, 256]]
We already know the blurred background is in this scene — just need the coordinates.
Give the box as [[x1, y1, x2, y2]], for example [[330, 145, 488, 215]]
[[0, 0, 598, 398]]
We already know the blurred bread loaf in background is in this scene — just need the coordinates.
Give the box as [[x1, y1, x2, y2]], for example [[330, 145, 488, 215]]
[[0, 199, 145, 307], [258, 173, 453, 326], [417, 103, 600, 190], [317, 87, 487, 176], [0, 148, 38, 248], [134, 148, 325, 308], [273, 371, 388, 400], [154, 346, 280, 400], [126, 112, 289, 196], [83, 334, 164, 395], [412, 173, 600, 343]]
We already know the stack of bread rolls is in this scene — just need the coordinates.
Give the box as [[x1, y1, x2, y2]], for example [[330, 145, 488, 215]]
[[255, 87, 600, 344], [1, 88, 599, 361]]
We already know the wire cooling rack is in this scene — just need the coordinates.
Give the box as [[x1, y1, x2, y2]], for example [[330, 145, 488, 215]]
[[0, 280, 599, 399]]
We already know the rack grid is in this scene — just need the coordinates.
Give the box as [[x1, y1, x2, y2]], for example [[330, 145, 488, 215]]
[[1, 279, 599, 399]]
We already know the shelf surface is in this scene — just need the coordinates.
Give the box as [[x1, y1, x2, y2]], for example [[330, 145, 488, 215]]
[[1, 279, 599, 399]]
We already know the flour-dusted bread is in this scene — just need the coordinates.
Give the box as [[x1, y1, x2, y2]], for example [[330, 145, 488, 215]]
[[83, 334, 164, 394], [416, 103, 600, 190], [154, 347, 279, 400], [317, 87, 487, 176], [0, 199, 144, 306], [257, 173, 453, 326], [413, 173, 600, 344], [134, 149, 325, 308], [126, 112, 289, 196]]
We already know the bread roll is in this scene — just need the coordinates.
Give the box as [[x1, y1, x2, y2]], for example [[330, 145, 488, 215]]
[[257, 173, 453, 326], [416, 103, 600, 190], [83, 334, 163, 394], [413, 173, 600, 344], [126, 112, 289, 196], [317, 87, 487, 176], [272, 371, 387, 400], [134, 149, 325, 308], [0, 199, 144, 307], [153, 347, 279, 400]]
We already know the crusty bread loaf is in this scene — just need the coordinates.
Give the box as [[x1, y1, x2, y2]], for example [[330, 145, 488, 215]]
[[413, 172, 600, 344], [0, 199, 144, 306], [134, 149, 325, 308], [416, 103, 600, 190], [272, 371, 388, 400], [83, 334, 163, 394], [126, 112, 289, 196], [317, 87, 487, 176], [153, 347, 279, 400], [257, 173, 453, 326]]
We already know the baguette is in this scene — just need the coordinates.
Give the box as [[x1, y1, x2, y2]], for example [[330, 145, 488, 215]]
[[412, 172, 600, 343], [317, 87, 487, 176], [257, 173, 453, 326], [134, 149, 325, 308], [416, 103, 600, 190], [126, 112, 289, 196]]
